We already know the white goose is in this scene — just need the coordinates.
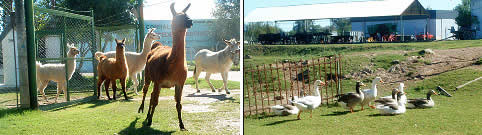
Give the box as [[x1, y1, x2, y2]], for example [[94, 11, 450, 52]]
[[289, 80, 325, 120], [361, 77, 383, 110], [382, 83, 407, 104], [375, 89, 406, 115], [271, 104, 299, 116]]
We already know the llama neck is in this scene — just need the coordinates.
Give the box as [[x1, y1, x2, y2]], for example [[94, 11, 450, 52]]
[[116, 48, 126, 65], [171, 28, 187, 62], [221, 47, 234, 64], [140, 36, 154, 56], [66, 53, 76, 80]]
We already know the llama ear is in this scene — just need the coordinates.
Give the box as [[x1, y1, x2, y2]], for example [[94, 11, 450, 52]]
[[170, 3, 176, 16], [122, 38, 126, 44], [182, 3, 191, 13], [236, 41, 240, 46], [149, 28, 156, 33]]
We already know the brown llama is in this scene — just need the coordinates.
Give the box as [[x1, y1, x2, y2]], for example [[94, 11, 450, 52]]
[[97, 38, 129, 100], [138, 3, 193, 130]]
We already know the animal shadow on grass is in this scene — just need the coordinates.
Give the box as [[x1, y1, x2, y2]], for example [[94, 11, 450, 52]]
[[0, 108, 30, 119], [321, 110, 360, 116], [367, 113, 396, 117], [118, 117, 175, 135], [186, 93, 235, 102], [264, 119, 298, 126]]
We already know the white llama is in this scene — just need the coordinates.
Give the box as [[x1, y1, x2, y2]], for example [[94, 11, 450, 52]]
[[36, 44, 80, 103], [193, 39, 240, 94], [95, 28, 160, 95]]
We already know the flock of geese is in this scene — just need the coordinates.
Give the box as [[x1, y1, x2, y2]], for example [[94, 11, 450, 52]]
[[271, 77, 438, 119]]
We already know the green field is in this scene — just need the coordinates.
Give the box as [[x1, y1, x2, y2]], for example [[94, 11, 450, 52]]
[[0, 77, 240, 134], [244, 68, 482, 134]]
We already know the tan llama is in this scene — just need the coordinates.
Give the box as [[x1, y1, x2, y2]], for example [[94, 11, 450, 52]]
[[96, 38, 129, 100], [138, 3, 193, 130]]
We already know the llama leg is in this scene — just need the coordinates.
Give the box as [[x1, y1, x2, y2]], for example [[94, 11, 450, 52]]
[[38, 80, 49, 102], [55, 82, 62, 103], [130, 73, 139, 95], [63, 82, 68, 101], [138, 79, 151, 113], [221, 71, 230, 94], [205, 73, 216, 92], [120, 78, 129, 100], [111, 80, 117, 100], [146, 83, 160, 126], [175, 85, 186, 131], [193, 66, 201, 93], [97, 77, 105, 99], [104, 79, 111, 100]]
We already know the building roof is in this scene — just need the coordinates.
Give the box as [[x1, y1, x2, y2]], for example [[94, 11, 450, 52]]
[[245, 0, 428, 22]]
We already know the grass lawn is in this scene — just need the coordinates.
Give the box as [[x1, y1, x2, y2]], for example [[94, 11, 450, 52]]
[[244, 68, 482, 134], [0, 77, 241, 134], [244, 40, 482, 66]]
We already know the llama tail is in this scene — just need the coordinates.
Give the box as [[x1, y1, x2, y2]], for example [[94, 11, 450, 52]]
[[94, 52, 104, 61]]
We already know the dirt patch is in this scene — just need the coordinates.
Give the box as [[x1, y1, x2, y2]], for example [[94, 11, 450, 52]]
[[183, 104, 215, 113]]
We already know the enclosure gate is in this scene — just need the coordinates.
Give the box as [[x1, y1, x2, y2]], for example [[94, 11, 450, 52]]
[[243, 55, 344, 116], [34, 7, 96, 102]]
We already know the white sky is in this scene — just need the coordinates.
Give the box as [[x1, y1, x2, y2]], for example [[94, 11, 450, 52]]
[[143, 0, 216, 20]]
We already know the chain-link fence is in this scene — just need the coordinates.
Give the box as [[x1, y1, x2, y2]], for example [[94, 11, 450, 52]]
[[34, 7, 96, 104], [0, 0, 19, 109]]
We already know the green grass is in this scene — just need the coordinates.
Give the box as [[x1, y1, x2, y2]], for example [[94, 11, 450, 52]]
[[372, 54, 406, 69], [0, 76, 241, 134], [244, 68, 482, 134], [244, 40, 482, 66]]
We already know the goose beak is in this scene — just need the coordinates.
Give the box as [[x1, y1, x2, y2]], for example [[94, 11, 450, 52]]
[[433, 92, 439, 95], [380, 80, 384, 83]]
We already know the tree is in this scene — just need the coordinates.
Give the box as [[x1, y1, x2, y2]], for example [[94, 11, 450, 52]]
[[331, 18, 351, 34], [212, 0, 240, 46], [454, 0, 479, 39], [244, 22, 281, 42]]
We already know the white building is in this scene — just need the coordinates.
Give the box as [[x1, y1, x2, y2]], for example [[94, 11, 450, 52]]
[[246, 0, 459, 41], [472, 0, 482, 39]]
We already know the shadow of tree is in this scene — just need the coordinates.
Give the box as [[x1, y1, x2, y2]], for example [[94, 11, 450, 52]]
[[264, 119, 298, 126], [118, 117, 176, 135], [185, 93, 235, 102], [39, 96, 96, 111]]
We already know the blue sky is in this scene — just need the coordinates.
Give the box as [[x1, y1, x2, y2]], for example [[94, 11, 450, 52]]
[[245, 0, 462, 15]]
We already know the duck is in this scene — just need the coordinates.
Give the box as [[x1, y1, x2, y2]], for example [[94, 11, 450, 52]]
[[361, 77, 384, 110], [271, 104, 299, 116], [337, 81, 365, 113], [406, 90, 438, 109], [382, 83, 407, 104], [289, 80, 325, 120], [375, 90, 406, 115]]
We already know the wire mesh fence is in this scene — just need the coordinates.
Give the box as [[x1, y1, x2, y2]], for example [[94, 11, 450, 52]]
[[34, 7, 96, 104], [243, 55, 344, 116], [0, 0, 19, 109]]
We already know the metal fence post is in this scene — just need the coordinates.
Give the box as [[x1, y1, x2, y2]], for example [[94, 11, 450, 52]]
[[91, 9, 97, 96], [25, 0, 38, 109]]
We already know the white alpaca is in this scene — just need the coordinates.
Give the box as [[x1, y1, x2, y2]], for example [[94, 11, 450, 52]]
[[193, 39, 240, 94], [36, 44, 80, 103], [94, 28, 160, 95]]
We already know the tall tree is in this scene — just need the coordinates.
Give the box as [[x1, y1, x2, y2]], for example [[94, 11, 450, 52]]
[[244, 22, 281, 42], [212, 0, 240, 44], [454, 0, 479, 39], [331, 18, 351, 34]]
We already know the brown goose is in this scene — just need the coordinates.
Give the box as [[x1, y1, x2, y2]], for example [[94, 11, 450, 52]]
[[407, 90, 438, 109], [337, 81, 365, 113]]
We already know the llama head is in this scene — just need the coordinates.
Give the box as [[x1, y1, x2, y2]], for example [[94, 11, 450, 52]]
[[170, 3, 193, 29], [224, 39, 240, 65], [67, 43, 80, 57], [147, 28, 161, 40], [115, 38, 126, 50]]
